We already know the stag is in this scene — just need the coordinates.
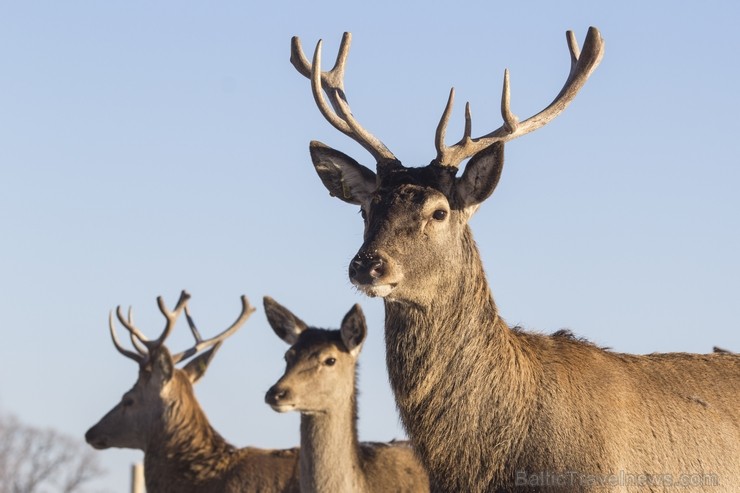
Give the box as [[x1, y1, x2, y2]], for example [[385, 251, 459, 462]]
[[85, 291, 300, 493], [291, 29, 740, 492], [263, 297, 429, 493]]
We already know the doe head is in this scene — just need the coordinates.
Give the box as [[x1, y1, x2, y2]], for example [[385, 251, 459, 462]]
[[263, 296, 367, 415]]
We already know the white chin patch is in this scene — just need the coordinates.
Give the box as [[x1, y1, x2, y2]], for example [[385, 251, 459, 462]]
[[270, 404, 295, 413], [360, 284, 395, 298]]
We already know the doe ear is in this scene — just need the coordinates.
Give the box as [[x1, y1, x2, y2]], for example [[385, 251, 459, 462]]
[[340, 304, 367, 357], [263, 297, 308, 345], [182, 343, 222, 384], [455, 142, 505, 213], [310, 140, 376, 205]]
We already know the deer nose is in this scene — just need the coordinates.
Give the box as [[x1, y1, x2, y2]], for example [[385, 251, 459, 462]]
[[265, 385, 290, 405], [84, 427, 106, 449], [84, 427, 95, 444], [349, 253, 385, 284]]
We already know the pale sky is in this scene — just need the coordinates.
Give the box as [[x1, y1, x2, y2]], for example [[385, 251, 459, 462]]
[[1, 1, 738, 491]]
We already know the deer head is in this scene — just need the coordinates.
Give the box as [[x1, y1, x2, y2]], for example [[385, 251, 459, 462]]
[[292, 29, 604, 303], [85, 291, 253, 450], [263, 297, 366, 415]]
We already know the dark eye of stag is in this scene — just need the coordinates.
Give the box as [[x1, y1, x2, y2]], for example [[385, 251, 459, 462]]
[[324, 357, 337, 366], [432, 209, 448, 221], [122, 397, 134, 408]]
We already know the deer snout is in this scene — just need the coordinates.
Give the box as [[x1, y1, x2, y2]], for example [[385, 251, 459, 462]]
[[265, 384, 293, 412], [349, 252, 386, 285], [84, 426, 107, 450], [349, 250, 402, 298]]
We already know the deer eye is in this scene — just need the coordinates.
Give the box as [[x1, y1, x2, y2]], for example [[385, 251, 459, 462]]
[[122, 397, 135, 408], [432, 209, 448, 221], [324, 357, 337, 366]]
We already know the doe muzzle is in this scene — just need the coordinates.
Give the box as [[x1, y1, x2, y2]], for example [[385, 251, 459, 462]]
[[265, 385, 291, 406]]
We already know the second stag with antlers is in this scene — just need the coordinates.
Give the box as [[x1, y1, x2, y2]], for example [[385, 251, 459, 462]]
[[292, 28, 740, 492], [85, 291, 300, 493]]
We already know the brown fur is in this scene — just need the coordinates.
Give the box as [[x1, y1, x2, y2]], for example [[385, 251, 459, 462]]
[[86, 347, 300, 493], [264, 299, 430, 493], [306, 142, 740, 492], [295, 28, 738, 491]]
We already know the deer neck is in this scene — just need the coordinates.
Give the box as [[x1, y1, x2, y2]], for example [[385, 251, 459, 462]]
[[144, 386, 234, 491], [383, 230, 537, 488], [299, 393, 366, 493]]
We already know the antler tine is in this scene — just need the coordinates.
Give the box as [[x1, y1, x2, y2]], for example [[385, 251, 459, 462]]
[[150, 290, 191, 350], [116, 305, 151, 346], [500, 69, 519, 133], [290, 35, 313, 79], [109, 310, 146, 364], [435, 26, 604, 168], [291, 33, 350, 87], [434, 88, 454, 156], [171, 295, 255, 364], [172, 304, 205, 365], [566, 30, 581, 68], [124, 307, 148, 356], [292, 32, 397, 164], [183, 305, 205, 344], [308, 39, 352, 135]]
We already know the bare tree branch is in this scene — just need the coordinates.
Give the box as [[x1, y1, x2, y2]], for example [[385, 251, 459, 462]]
[[0, 412, 105, 493]]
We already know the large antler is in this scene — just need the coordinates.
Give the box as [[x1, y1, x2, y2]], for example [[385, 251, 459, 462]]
[[109, 291, 191, 364], [108, 291, 253, 366], [172, 295, 255, 364], [291, 32, 397, 164], [435, 26, 604, 168], [109, 308, 146, 364]]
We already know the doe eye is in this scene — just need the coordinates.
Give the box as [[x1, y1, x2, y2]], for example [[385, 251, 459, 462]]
[[122, 397, 134, 408], [432, 209, 448, 221], [324, 357, 337, 366]]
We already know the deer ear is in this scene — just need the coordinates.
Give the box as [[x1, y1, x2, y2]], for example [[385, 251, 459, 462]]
[[455, 142, 504, 213], [263, 297, 308, 345], [310, 141, 377, 205], [150, 347, 175, 383], [182, 343, 222, 384], [340, 304, 367, 357]]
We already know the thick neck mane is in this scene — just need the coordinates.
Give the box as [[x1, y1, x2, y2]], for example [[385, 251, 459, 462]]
[[383, 227, 540, 490], [382, 221, 740, 492], [144, 374, 236, 492]]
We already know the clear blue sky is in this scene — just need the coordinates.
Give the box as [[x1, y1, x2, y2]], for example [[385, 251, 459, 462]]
[[1, 1, 738, 491]]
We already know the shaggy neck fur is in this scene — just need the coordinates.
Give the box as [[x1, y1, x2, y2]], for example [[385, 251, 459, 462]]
[[143, 375, 235, 493], [384, 227, 539, 492], [384, 224, 740, 493], [299, 384, 366, 493]]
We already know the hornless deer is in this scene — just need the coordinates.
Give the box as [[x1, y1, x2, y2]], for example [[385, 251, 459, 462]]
[[85, 291, 300, 493], [291, 29, 740, 492], [263, 297, 430, 493]]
